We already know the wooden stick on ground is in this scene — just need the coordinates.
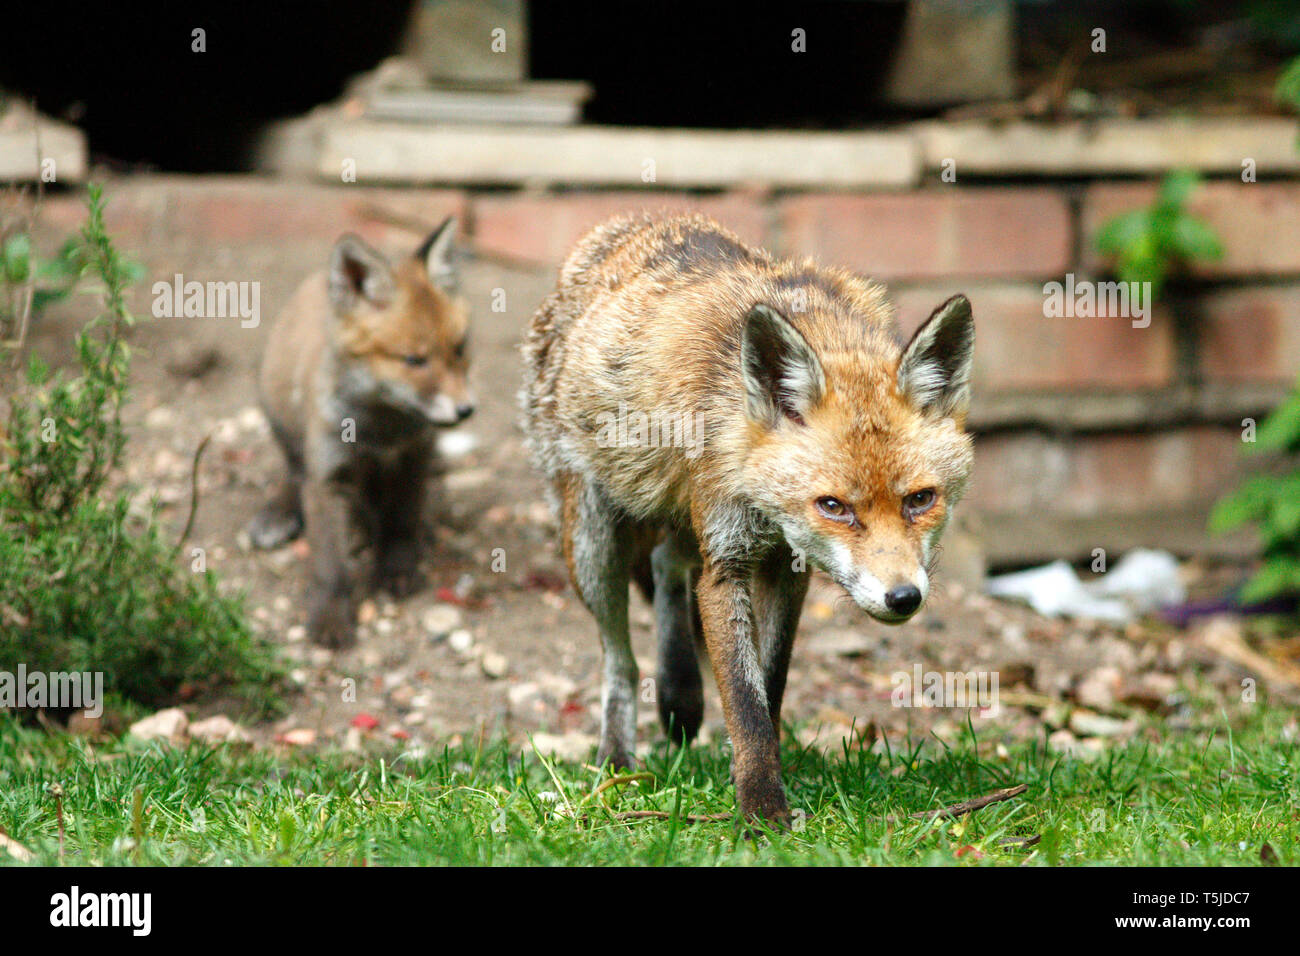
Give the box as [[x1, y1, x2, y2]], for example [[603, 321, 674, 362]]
[[597, 784, 1029, 827], [174, 432, 212, 551], [882, 784, 1028, 825], [607, 810, 733, 824]]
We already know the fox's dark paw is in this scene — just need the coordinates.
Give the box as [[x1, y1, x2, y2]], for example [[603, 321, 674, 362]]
[[308, 590, 356, 649], [247, 504, 303, 550], [657, 678, 704, 746], [735, 772, 790, 832], [375, 540, 422, 598], [595, 742, 637, 773]]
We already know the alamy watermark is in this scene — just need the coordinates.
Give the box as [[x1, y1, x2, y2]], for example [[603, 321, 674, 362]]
[[50, 886, 151, 936], [1043, 274, 1151, 328], [595, 401, 705, 459], [1, 665, 103, 718], [891, 664, 1000, 718], [152, 273, 260, 328]]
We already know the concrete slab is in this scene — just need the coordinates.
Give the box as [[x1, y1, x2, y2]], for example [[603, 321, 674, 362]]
[[0, 107, 87, 183], [316, 121, 921, 188], [915, 117, 1300, 176]]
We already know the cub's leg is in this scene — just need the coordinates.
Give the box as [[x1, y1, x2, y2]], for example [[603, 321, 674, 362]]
[[560, 475, 637, 770], [248, 426, 305, 549], [303, 475, 357, 648], [651, 531, 705, 745], [373, 441, 429, 597], [248, 476, 304, 550]]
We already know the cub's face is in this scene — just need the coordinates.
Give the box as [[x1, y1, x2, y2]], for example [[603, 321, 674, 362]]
[[328, 220, 474, 426]]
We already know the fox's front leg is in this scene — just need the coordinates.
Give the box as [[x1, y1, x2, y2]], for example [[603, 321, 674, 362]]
[[562, 478, 638, 770], [303, 476, 356, 648], [753, 542, 810, 739], [695, 554, 789, 825]]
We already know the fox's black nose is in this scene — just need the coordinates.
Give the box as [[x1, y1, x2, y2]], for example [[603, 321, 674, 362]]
[[455, 403, 475, 422], [884, 584, 922, 617]]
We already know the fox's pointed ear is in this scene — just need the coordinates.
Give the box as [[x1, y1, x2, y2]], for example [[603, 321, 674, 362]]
[[328, 234, 395, 313], [897, 294, 974, 418], [416, 216, 458, 291], [741, 303, 825, 427]]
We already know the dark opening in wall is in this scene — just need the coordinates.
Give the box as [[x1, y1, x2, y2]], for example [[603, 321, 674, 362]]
[[0, 1, 415, 172], [528, 1, 908, 129]]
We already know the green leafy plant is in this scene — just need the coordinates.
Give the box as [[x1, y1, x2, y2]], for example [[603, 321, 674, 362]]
[[2, 223, 146, 344], [1204, 54, 1300, 610], [1276, 54, 1300, 148], [1278, 56, 1300, 112], [0, 185, 282, 714], [0, 230, 83, 349], [1094, 169, 1224, 300], [1, 233, 81, 308], [1209, 380, 1300, 605]]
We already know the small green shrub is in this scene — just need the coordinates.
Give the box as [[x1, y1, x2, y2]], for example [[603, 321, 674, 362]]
[[1094, 169, 1224, 300], [1209, 380, 1300, 605], [1279, 57, 1300, 106], [1, 232, 82, 314], [1203, 55, 1300, 610], [1, 219, 85, 349], [0, 185, 282, 714]]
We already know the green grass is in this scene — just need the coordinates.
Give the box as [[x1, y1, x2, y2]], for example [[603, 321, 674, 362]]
[[0, 708, 1295, 866]]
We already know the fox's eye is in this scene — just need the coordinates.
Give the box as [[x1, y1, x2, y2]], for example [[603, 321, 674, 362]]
[[403, 354, 429, 368], [816, 496, 854, 524], [453, 339, 468, 360], [903, 488, 937, 518]]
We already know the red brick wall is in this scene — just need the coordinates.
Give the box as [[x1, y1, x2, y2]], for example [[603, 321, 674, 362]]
[[42, 175, 1291, 563], [460, 181, 1292, 562]]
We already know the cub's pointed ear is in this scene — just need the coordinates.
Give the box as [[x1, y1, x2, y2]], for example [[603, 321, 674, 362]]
[[328, 234, 395, 314], [741, 303, 825, 427], [897, 294, 974, 419], [416, 216, 458, 291]]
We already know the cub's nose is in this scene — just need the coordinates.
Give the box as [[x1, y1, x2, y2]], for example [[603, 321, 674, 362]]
[[455, 402, 475, 422], [884, 584, 922, 617]]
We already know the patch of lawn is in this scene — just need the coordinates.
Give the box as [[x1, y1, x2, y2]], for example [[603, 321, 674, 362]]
[[0, 707, 1294, 866]]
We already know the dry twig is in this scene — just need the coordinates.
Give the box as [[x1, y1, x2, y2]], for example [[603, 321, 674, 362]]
[[881, 784, 1029, 825]]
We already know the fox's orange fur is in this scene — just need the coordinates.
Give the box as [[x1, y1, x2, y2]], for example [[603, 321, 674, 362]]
[[522, 213, 974, 822], [251, 220, 473, 647]]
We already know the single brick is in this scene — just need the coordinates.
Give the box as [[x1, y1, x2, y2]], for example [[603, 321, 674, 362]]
[[777, 189, 1072, 281], [1083, 181, 1300, 277], [1199, 285, 1300, 385], [892, 283, 1176, 392], [469, 191, 769, 264], [970, 426, 1242, 518]]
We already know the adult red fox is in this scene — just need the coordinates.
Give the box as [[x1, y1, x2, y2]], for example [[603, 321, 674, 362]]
[[521, 213, 973, 823], [249, 220, 473, 647]]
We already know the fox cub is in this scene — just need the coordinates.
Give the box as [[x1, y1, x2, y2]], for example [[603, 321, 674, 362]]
[[250, 219, 473, 647], [522, 213, 974, 823]]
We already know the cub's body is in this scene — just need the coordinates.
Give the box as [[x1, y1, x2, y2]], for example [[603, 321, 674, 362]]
[[252, 221, 472, 647]]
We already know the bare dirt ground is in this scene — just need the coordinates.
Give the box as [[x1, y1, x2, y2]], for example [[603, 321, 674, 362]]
[[22, 189, 1280, 760]]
